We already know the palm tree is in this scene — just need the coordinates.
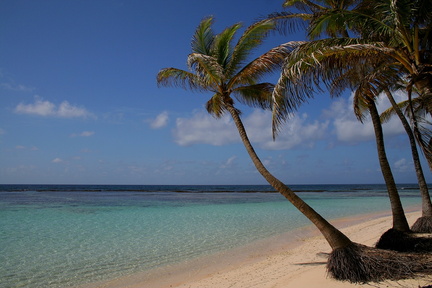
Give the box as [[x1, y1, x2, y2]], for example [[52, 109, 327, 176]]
[[271, 0, 411, 233], [349, 66, 410, 233], [381, 90, 432, 232], [273, 0, 432, 233], [157, 16, 426, 283]]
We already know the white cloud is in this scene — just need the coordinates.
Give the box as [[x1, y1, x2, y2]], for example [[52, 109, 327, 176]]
[[173, 109, 328, 150], [80, 131, 94, 137], [244, 110, 328, 150], [220, 156, 237, 168], [0, 128, 5, 135], [150, 111, 169, 129], [71, 131, 95, 137], [394, 158, 411, 172], [52, 158, 63, 163], [15, 96, 94, 119], [324, 93, 406, 144], [174, 112, 238, 146], [14, 145, 38, 151], [172, 90, 409, 150], [0, 82, 34, 92]]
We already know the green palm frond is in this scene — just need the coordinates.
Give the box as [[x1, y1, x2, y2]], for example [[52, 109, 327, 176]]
[[265, 12, 310, 35], [212, 23, 242, 69], [187, 53, 224, 87], [230, 42, 297, 88], [414, 116, 432, 164], [159, 16, 295, 138], [283, 0, 326, 13], [232, 83, 274, 110], [156, 68, 208, 92], [205, 94, 227, 118], [226, 19, 276, 76], [380, 99, 409, 123], [191, 17, 215, 55], [309, 10, 352, 38]]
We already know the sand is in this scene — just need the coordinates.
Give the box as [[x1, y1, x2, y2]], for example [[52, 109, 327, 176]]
[[81, 209, 431, 288]]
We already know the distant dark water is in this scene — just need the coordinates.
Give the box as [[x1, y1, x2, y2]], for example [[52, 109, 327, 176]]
[[0, 183, 421, 193]]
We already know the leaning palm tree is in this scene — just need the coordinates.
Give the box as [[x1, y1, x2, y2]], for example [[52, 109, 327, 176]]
[[157, 16, 429, 283]]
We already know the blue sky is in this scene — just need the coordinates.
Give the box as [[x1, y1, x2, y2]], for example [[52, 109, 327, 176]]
[[1, 0, 430, 185]]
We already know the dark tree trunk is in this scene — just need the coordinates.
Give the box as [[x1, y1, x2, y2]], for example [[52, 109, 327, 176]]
[[385, 89, 432, 219], [367, 99, 410, 232]]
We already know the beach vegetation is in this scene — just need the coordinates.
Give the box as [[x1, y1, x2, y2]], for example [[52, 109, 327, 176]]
[[272, 0, 432, 232], [267, 0, 432, 281], [381, 91, 432, 233]]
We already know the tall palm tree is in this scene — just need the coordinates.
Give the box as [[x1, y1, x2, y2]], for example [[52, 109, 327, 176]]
[[381, 90, 432, 232], [348, 65, 410, 233], [271, 0, 411, 233], [272, 0, 432, 233], [157, 16, 424, 283], [382, 93, 432, 171]]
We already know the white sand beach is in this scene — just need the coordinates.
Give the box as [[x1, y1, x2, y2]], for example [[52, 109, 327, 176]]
[[81, 209, 431, 288]]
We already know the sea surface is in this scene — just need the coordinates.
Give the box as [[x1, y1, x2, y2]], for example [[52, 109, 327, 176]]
[[0, 184, 424, 288]]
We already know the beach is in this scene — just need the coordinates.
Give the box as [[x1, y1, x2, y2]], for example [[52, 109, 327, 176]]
[[80, 210, 431, 288]]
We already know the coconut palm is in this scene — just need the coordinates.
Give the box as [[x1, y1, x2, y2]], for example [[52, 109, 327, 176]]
[[271, 0, 412, 233], [348, 64, 410, 233], [381, 90, 432, 232], [157, 16, 427, 283], [273, 0, 432, 233]]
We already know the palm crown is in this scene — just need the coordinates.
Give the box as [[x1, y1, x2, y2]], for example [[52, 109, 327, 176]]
[[157, 17, 291, 119]]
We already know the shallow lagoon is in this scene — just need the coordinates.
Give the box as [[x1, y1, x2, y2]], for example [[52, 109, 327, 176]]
[[0, 184, 422, 288]]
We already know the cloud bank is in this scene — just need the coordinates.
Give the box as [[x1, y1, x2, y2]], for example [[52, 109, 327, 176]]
[[15, 97, 94, 119], [173, 110, 327, 150], [171, 91, 409, 150]]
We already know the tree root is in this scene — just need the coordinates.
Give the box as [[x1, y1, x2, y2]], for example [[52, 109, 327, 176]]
[[412, 216, 432, 233], [375, 228, 432, 252], [327, 243, 432, 283]]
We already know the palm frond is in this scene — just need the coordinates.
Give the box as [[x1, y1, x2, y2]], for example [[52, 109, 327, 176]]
[[380, 99, 409, 123], [191, 17, 215, 55], [308, 10, 353, 39], [283, 0, 325, 13], [156, 68, 209, 92], [212, 23, 242, 69], [265, 11, 310, 35], [232, 83, 273, 110], [226, 19, 276, 76], [187, 53, 224, 86], [414, 116, 432, 168], [230, 42, 298, 87], [205, 94, 227, 118]]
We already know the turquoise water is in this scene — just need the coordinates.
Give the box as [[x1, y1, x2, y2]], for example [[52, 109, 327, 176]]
[[0, 184, 423, 288]]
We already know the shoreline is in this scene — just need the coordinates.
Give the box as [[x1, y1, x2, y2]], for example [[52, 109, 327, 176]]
[[78, 206, 431, 288]]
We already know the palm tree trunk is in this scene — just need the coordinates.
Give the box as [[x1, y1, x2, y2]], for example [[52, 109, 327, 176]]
[[225, 104, 352, 250], [367, 99, 410, 231], [385, 89, 432, 218]]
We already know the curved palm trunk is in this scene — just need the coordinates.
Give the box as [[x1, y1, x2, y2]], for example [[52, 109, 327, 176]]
[[385, 90, 432, 219], [225, 104, 352, 250], [367, 99, 410, 231]]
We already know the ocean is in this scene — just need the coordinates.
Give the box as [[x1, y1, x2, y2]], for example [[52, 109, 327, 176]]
[[0, 184, 423, 288]]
